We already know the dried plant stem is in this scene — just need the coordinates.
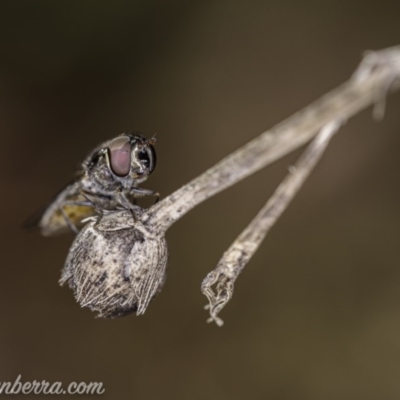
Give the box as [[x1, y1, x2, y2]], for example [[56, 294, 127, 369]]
[[144, 46, 400, 231], [201, 120, 342, 325], [137, 45, 400, 324]]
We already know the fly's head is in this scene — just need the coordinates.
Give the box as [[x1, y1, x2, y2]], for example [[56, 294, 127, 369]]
[[83, 133, 157, 194]]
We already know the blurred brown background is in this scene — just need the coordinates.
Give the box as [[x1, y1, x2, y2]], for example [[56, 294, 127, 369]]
[[0, 1, 399, 399]]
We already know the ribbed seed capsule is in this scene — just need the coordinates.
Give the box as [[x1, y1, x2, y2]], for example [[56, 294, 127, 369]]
[[60, 208, 168, 318]]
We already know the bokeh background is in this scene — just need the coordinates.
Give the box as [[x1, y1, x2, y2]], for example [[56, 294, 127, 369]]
[[1, 1, 399, 399]]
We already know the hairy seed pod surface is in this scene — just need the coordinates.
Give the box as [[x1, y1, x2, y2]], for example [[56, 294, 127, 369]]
[[60, 208, 168, 318]]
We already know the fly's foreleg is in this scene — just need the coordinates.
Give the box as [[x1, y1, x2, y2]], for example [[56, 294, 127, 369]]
[[129, 187, 160, 203]]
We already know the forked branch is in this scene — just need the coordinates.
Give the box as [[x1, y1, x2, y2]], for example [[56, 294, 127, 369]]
[[140, 45, 400, 324]]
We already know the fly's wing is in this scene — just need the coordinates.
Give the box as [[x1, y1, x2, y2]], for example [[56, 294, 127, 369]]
[[23, 179, 96, 236], [24, 138, 113, 237]]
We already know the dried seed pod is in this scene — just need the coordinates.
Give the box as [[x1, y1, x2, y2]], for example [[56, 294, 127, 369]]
[[60, 208, 168, 318]]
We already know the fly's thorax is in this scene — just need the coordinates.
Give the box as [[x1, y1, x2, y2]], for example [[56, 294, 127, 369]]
[[82, 165, 123, 194], [61, 209, 168, 318]]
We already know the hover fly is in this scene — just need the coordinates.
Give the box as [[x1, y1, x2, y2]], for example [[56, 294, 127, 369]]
[[25, 133, 158, 236]]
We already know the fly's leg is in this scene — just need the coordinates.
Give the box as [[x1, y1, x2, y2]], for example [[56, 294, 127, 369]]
[[129, 187, 160, 203], [59, 199, 94, 234], [118, 191, 139, 222], [79, 192, 104, 214], [59, 205, 79, 234]]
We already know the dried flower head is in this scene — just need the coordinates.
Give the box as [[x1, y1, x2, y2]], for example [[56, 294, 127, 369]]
[[60, 208, 168, 317]]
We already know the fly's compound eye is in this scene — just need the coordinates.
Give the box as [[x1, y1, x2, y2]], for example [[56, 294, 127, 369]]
[[107, 136, 132, 177], [138, 144, 157, 174]]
